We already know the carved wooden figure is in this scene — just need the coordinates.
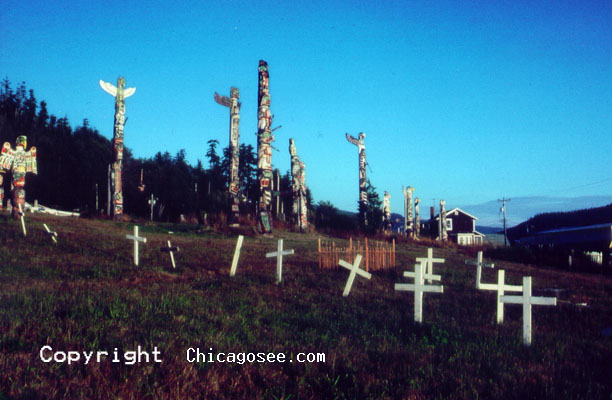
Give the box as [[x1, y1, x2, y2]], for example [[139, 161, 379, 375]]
[[0, 135, 37, 218], [403, 187, 414, 236], [99, 76, 136, 220], [346, 132, 367, 227], [289, 139, 308, 232], [382, 191, 391, 232], [214, 87, 241, 226], [257, 61, 274, 233]]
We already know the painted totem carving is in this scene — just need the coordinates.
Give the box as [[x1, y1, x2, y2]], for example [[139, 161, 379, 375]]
[[403, 186, 414, 236], [414, 197, 421, 239], [0, 136, 37, 218], [440, 199, 448, 241], [257, 60, 274, 233], [289, 139, 308, 232], [346, 132, 367, 227], [214, 87, 241, 226], [382, 191, 391, 231], [99, 76, 135, 220]]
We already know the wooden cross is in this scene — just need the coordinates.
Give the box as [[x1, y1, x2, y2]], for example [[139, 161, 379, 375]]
[[148, 194, 157, 221], [465, 251, 495, 289], [43, 223, 58, 244], [265, 239, 294, 284], [501, 276, 557, 345], [416, 248, 444, 284], [477, 269, 522, 324], [404, 261, 441, 282], [395, 262, 444, 323], [17, 203, 26, 236], [160, 240, 179, 269], [229, 235, 244, 277], [339, 255, 371, 297], [125, 226, 147, 266]]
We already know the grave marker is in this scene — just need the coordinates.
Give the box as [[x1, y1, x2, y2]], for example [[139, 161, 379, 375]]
[[395, 262, 444, 323], [501, 276, 557, 345], [160, 240, 179, 269], [125, 226, 147, 266], [478, 269, 522, 324], [339, 254, 371, 296], [266, 239, 294, 284], [17, 203, 26, 236], [465, 251, 494, 289], [43, 223, 58, 244], [416, 248, 444, 284], [229, 235, 244, 276]]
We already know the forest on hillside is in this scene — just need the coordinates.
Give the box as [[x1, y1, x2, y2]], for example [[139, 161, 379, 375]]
[[0, 79, 384, 232]]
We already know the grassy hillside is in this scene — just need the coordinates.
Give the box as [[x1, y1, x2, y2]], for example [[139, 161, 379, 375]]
[[1, 213, 611, 399]]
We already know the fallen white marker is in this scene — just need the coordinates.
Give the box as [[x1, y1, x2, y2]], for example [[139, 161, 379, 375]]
[[339, 255, 371, 296]]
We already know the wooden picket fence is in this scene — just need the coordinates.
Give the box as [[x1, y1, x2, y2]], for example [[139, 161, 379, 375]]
[[318, 237, 395, 272]]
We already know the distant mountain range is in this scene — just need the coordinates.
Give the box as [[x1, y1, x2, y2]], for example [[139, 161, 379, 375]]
[[459, 196, 612, 229]]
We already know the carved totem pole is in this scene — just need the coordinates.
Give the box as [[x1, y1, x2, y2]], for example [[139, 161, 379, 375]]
[[346, 132, 367, 228], [414, 197, 421, 239], [256, 61, 274, 233], [403, 186, 414, 236], [382, 191, 392, 232], [440, 199, 448, 241], [0, 136, 37, 218], [289, 139, 308, 232], [214, 87, 241, 226], [99, 76, 136, 220]]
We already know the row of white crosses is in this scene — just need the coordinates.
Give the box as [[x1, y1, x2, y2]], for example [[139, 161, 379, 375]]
[[230, 235, 295, 284], [467, 251, 557, 345], [125, 226, 179, 269]]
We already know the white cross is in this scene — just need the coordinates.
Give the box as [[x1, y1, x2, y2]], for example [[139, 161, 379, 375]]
[[160, 240, 179, 269], [395, 262, 444, 323], [501, 276, 557, 345], [266, 239, 294, 284], [416, 248, 444, 283], [18, 203, 26, 236], [229, 235, 244, 277], [43, 223, 58, 244], [339, 255, 371, 296], [477, 269, 522, 324], [465, 251, 494, 289], [125, 226, 147, 266], [403, 261, 441, 282]]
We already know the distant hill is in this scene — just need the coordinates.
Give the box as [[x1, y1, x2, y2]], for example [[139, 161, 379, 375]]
[[460, 196, 612, 228]]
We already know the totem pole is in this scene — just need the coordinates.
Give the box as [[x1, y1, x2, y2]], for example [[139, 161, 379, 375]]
[[99, 77, 136, 220], [289, 139, 308, 232], [256, 60, 274, 233], [214, 86, 241, 226], [440, 199, 448, 241], [346, 132, 367, 228], [0, 136, 37, 218], [382, 191, 391, 232], [414, 197, 421, 239], [403, 186, 414, 236]]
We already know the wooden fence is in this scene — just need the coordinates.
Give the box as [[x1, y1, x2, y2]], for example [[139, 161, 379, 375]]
[[318, 237, 395, 272]]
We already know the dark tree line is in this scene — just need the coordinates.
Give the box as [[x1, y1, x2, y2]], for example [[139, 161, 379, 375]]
[[0, 78, 392, 232]]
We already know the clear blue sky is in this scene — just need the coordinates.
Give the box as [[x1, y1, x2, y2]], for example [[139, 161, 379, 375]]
[[2, 0, 611, 215]]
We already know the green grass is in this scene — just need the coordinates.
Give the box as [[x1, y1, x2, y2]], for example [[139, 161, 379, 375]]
[[0, 213, 611, 399]]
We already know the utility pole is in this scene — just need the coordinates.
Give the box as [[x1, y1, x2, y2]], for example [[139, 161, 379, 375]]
[[498, 197, 511, 246]]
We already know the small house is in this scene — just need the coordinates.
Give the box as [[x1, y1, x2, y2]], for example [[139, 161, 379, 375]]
[[423, 207, 485, 245]]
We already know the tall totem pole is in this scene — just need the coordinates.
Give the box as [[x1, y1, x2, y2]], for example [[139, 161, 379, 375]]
[[403, 186, 414, 236], [99, 77, 136, 220], [440, 199, 448, 241], [214, 87, 241, 226], [289, 139, 308, 232], [382, 191, 392, 232], [0, 136, 37, 218], [346, 132, 367, 228], [256, 60, 274, 233], [414, 197, 421, 239]]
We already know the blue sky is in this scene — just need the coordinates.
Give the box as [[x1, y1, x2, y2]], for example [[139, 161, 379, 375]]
[[2, 0, 611, 217]]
